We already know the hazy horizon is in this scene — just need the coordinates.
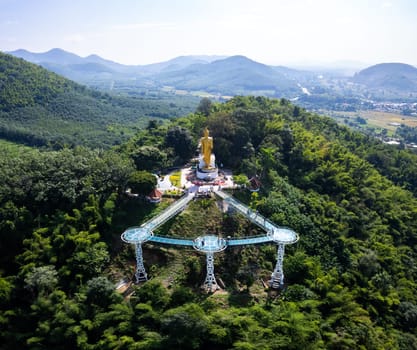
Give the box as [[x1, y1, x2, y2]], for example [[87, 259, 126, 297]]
[[1, 0, 417, 67], [8, 47, 379, 71]]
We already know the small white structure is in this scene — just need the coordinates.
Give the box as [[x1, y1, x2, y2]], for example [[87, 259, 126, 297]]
[[196, 153, 219, 180]]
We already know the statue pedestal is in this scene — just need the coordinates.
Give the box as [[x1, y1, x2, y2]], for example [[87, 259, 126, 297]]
[[197, 154, 218, 180], [196, 167, 219, 181]]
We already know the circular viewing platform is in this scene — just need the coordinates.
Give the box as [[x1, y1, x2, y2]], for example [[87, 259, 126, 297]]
[[269, 228, 299, 244], [193, 235, 227, 253], [121, 227, 152, 244]]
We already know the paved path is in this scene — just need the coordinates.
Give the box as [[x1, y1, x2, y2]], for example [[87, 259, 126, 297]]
[[157, 175, 172, 190]]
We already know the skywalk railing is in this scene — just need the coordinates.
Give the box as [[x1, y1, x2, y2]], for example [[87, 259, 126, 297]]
[[215, 190, 276, 232], [142, 192, 195, 231], [226, 234, 272, 246], [149, 235, 194, 246], [215, 190, 298, 244]]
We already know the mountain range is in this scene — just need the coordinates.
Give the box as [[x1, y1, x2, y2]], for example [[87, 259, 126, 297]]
[[7, 49, 299, 96], [8, 48, 226, 77], [0, 51, 198, 148], [6, 48, 417, 100]]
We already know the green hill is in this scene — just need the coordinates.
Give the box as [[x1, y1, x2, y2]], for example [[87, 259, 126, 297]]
[[2, 95, 417, 348], [0, 52, 198, 148], [353, 62, 417, 92], [156, 55, 300, 96]]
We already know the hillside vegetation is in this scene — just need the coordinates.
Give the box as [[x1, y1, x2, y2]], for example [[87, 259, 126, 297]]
[[1, 96, 417, 349], [0, 52, 198, 148], [352, 62, 417, 92], [155, 55, 300, 96]]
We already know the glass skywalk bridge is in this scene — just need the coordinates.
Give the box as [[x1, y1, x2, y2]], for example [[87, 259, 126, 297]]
[[149, 235, 194, 246], [121, 188, 298, 291], [215, 190, 298, 245]]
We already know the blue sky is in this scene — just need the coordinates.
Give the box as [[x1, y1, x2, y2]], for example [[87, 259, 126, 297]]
[[1, 0, 416, 66]]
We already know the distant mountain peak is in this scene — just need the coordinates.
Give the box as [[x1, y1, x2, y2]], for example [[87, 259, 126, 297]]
[[222, 55, 258, 63], [85, 54, 101, 59], [228, 55, 251, 60], [46, 47, 67, 54], [210, 55, 272, 71], [8, 47, 83, 65], [358, 62, 417, 73], [9, 48, 31, 54], [353, 62, 417, 92]]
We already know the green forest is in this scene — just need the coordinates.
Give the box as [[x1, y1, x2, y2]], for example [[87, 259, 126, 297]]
[[0, 52, 199, 149], [2, 93, 417, 349]]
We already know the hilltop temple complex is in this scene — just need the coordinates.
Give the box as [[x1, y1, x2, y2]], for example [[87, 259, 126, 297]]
[[121, 128, 298, 292]]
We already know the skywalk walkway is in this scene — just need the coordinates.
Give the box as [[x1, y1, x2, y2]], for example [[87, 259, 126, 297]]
[[143, 192, 195, 231], [121, 187, 298, 291], [121, 192, 195, 244], [148, 235, 194, 246], [226, 235, 272, 246], [214, 190, 298, 244]]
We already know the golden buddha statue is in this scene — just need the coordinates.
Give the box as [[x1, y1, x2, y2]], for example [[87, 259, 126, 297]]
[[200, 127, 213, 169]]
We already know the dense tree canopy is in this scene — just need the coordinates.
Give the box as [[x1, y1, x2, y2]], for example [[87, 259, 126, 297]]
[[165, 125, 196, 163], [0, 52, 199, 149], [127, 170, 157, 195], [2, 95, 417, 348]]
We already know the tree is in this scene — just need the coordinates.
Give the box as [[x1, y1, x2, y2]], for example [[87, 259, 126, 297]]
[[236, 265, 255, 290], [185, 256, 202, 285], [293, 105, 301, 117], [233, 174, 249, 188], [146, 119, 160, 130], [127, 170, 157, 195], [165, 126, 195, 162], [170, 286, 196, 307], [196, 97, 212, 116], [132, 145, 167, 171], [0, 276, 12, 304], [85, 276, 118, 307], [397, 302, 417, 331], [135, 280, 170, 310], [72, 242, 110, 279], [161, 303, 208, 349], [24, 265, 58, 296]]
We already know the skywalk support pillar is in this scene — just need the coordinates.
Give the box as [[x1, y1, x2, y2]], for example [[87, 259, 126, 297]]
[[270, 243, 285, 289], [203, 252, 219, 292], [135, 243, 148, 283], [193, 235, 226, 292]]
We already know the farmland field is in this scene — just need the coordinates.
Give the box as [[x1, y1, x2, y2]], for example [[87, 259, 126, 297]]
[[326, 110, 417, 132]]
